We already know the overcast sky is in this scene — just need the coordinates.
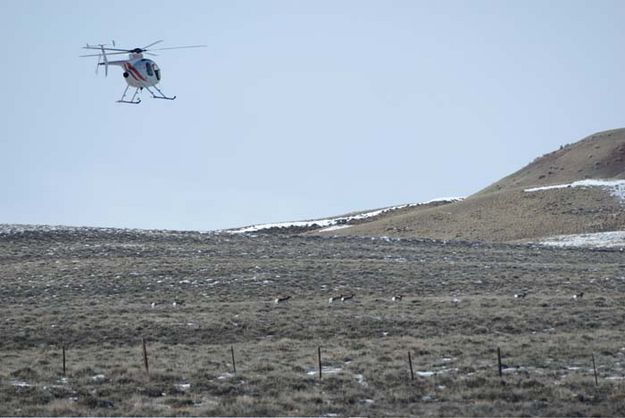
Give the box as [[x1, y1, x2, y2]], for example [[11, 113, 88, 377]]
[[2, 0, 625, 230]]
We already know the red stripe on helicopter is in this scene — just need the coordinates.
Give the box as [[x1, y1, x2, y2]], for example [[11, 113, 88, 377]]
[[124, 63, 146, 82], [123, 64, 137, 80]]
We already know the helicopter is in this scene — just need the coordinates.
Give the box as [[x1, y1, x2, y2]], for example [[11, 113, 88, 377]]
[[81, 40, 206, 104]]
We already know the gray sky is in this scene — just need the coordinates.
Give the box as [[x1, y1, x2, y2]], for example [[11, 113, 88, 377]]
[[2, 0, 625, 230]]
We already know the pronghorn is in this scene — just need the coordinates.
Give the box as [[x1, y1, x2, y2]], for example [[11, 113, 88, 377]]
[[391, 295, 403, 302], [514, 292, 527, 299], [573, 292, 584, 299], [341, 294, 354, 302], [328, 295, 342, 303], [274, 295, 291, 304]]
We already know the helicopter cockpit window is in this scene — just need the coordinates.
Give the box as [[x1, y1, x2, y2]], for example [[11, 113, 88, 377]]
[[153, 64, 161, 81], [145, 61, 154, 77]]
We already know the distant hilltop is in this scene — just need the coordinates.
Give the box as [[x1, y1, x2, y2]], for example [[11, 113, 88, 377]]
[[320, 128, 625, 245], [476, 128, 625, 195], [228, 129, 625, 248]]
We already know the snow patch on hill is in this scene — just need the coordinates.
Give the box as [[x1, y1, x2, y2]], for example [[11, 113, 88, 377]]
[[539, 230, 625, 249], [525, 179, 625, 202], [319, 225, 352, 233], [227, 197, 463, 234]]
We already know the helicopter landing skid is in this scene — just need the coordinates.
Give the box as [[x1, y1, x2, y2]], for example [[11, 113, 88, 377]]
[[152, 95, 176, 101], [117, 86, 141, 104], [146, 86, 176, 101], [117, 99, 141, 104]]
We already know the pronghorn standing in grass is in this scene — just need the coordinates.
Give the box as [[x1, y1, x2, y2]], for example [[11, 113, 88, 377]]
[[391, 295, 403, 302], [341, 294, 354, 302], [328, 295, 342, 304], [274, 295, 291, 304]]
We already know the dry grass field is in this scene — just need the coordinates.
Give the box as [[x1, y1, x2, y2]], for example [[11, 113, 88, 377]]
[[1, 226, 625, 416]]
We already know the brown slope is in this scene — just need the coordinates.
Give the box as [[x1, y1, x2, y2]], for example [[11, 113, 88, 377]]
[[319, 128, 625, 242], [476, 128, 625, 196]]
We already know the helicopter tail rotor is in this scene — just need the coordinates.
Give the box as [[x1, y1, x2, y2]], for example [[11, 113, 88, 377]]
[[100, 45, 109, 77], [90, 43, 110, 77]]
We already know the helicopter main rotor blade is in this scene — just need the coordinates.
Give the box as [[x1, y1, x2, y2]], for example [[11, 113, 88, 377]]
[[80, 51, 130, 57], [142, 40, 164, 49], [83, 46, 130, 52], [150, 44, 207, 51]]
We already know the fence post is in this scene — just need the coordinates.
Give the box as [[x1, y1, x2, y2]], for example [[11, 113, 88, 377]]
[[62, 345, 66, 377], [408, 351, 414, 381], [497, 347, 503, 383], [231, 346, 237, 374], [142, 338, 149, 375], [318, 346, 322, 380], [592, 352, 598, 386]]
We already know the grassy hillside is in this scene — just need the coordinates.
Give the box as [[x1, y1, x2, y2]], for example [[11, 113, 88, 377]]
[[476, 128, 625, 196], [320, 129, 625, 242]]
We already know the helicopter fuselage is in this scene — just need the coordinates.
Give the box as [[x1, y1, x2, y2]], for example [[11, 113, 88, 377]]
[[105, 54, 161, 88], [121, 57, 161, 88]]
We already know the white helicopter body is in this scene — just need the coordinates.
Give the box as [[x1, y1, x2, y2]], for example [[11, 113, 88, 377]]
[[115, 55, 161, 89], [81, 41, 205, 104]]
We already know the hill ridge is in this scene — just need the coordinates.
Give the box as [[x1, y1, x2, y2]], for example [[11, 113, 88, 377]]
[[476, 128, 625, 196], [317, 128, 625, 243]]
